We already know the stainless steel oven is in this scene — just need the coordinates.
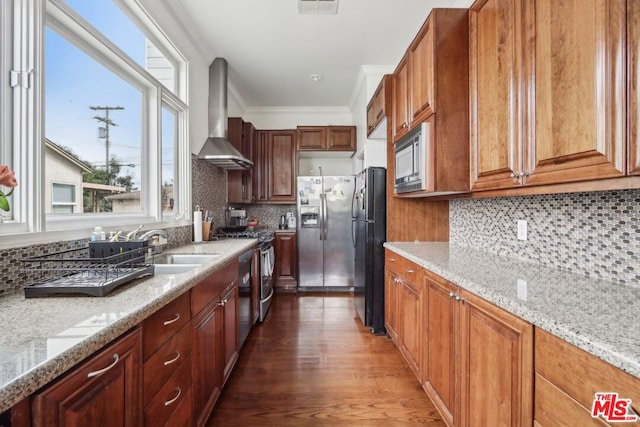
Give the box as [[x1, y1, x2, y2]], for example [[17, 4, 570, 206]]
[[237, 249, 253, 348]]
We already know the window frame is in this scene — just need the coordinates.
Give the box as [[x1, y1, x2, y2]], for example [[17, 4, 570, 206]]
[[0, 0, 190, 248], [51, 181, 76, 213]]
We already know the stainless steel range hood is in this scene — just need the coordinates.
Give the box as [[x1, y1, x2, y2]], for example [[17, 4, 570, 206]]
[[198, 58, 253, 169]]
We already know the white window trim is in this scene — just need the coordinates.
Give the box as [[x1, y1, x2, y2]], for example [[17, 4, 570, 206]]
[[0, 0, 191, 249]]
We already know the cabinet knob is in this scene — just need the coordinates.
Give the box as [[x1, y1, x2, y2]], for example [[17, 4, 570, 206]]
[[449, 292, 456, 299], [510, 172, 517, 178], [402, 122, 408, 129], [455, 295, 464, 303]]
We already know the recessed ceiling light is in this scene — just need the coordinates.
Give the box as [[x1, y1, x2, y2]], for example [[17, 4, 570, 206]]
[[298, 0, 338, 15], [309, 74, 322, 82]]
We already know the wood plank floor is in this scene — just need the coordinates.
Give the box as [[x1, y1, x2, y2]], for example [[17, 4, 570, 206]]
[[206, 293, 445, 426]]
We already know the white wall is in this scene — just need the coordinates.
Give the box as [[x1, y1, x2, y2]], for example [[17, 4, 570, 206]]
[[243, 107, 352, 130]]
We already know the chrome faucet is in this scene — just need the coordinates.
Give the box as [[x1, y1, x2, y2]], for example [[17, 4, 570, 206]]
[[125, 225, 144, 241], [139, 229, 168, 254]]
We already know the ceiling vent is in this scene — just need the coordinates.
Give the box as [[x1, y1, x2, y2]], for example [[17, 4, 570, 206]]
[[298, 0, 338, 15]]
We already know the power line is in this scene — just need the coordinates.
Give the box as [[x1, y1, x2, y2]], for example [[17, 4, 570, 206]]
[[90, 105, 124, 184]]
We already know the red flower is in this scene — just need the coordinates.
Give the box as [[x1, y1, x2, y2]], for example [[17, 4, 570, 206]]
[[0, 165, 17, 188]]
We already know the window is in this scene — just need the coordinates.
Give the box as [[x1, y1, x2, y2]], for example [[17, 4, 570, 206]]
[[0, 0, 189, 241], [161, 105, 177, 216], [51, 183, 76, 213]]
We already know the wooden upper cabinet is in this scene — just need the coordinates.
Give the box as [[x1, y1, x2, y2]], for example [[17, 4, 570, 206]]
[[628, 0, 640, 176], [392, 53, 410, 142], [525, 0, 626, 186], [366, 75, 392, 138], [296, 126, 356, 152], [227, 118, 254, 203], [470, 0, 524, 191], [296, 126, 326, 150], [409, 13, 435, 123], [471, 0, 627, 191], [268, 130, 297, 202], [253, 130, 269, 202], [326, 126, 356, 151]]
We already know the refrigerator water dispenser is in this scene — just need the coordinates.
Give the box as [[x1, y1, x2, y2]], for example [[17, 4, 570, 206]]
[[299, 206, 320, 228]]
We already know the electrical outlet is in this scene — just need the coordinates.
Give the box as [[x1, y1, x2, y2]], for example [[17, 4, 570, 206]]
[[517, 220, 528, 241]]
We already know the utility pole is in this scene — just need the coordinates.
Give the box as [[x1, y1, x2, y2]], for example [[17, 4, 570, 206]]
[[90, 105, 124, 185]]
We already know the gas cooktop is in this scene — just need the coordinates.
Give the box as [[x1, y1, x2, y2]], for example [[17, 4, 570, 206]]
[[213, 229, 274, 243]]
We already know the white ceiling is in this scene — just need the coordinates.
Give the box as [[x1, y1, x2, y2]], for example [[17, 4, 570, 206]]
[[167, 0, 469, 109]]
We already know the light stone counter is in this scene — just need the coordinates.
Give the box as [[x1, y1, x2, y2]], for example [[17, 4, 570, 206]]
[[0, 239, 256, 413], [384, 242, 640, 378]]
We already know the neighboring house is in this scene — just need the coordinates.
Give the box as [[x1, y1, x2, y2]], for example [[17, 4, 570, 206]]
[[44, 139, 93, 214], [105, 190, 141, 213], [106, 185, 173, 213]]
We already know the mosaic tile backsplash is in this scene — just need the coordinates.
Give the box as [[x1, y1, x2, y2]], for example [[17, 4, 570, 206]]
[[450, 189, 640, 285], [0, 225, 192, 295]]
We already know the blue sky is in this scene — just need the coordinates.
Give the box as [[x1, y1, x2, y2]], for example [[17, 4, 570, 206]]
[[46, 0, 173, 187]]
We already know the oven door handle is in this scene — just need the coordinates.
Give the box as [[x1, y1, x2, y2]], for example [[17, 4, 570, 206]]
[[260, 287, 275, 304]]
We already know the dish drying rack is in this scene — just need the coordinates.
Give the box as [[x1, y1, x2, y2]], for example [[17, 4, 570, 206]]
[[21, 242, 155, 298]]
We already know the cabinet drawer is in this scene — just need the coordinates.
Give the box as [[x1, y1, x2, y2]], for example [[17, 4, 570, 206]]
[[385, 251, 422, 286], [162, 387, 192, 427], [144, 322, 191, 406], [535, 328, 639, 414], [385, 250, 404, 275], [535, 373, 607, 426], [143, 292, 191, 360], [144, 358, 191, 427], [191, 259, 238, 315]]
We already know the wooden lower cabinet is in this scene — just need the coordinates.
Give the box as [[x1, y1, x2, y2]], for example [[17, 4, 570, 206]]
[[32, 328, 142, 427], [384, 251, 423, 379], [274, 231, 297, 291], [190, 259, 239, 427], [457, 289, 533, 427], [423, 275, 457, 426], [534, 328, 640, 426], [191, 300, 224, 427], [387, 251, 534, 427]]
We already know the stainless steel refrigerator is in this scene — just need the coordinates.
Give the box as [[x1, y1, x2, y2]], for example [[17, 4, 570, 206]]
[[297, 176, 355, 291], [353, 167, 387, 334]]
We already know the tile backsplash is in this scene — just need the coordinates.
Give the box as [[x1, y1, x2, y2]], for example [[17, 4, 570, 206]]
[[450, 189, 640, 285]]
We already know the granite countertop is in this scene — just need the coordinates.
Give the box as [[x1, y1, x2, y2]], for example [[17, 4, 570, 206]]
[[384, 242, 640, 378], [0, 239, 256, 413]]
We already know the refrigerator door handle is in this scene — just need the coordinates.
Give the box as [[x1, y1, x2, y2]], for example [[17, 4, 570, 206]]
[[322, 193, 328, 240], [351, 219, 357, 247]]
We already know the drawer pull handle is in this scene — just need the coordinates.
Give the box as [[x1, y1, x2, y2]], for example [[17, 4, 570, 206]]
[[405, 268, 414, 274], [87, 354, 119, 378], [164, 387, 182, 406], [389, 258, 396, 262], [163, 351, 181, 366], [163, 313, 181, 326]]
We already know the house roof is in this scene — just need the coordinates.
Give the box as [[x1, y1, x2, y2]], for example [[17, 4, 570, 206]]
[[45, 138, 94, 173]]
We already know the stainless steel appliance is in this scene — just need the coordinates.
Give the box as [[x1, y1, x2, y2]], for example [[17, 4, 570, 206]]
[[214, 230, 274, 323], [394, 121, 430, 194], [225, 208, 247, 229], [237, 249, 253, 348], [297, 176, 355, 291], [352, 167, 387, 334]]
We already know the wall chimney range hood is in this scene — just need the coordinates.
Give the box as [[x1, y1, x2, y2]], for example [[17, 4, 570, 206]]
[[198, 58, 253, 169]]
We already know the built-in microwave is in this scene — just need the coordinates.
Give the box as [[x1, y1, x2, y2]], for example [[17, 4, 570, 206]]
[[394, 121, 430, 194]]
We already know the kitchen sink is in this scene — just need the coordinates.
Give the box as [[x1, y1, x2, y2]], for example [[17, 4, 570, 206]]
[[154, 253, 220, 265], [153, 263, 201, 275]]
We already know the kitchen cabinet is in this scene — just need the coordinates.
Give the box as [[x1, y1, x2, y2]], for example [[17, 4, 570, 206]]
[[390, 9, 470, 196], [274, 231, 297, 291], [268, 130, 297, 203], [630, 1, 640, 176], [423, 274, 457, 427], [422, 266, 532, 427], [296, 126, 356, 152], [391, 53, 410, 141], [534, 328, 640, 426], [32, 328, 142, 427], [470, 0, 627, 191], [392, 8, 469, 144], [252, 130, 269, 202], [384, 250, 423, 379], [227, 118, 254, 204], [366, 75, 392, 139], [142, 292, 192, 426], [190, 259, 238, 427], [384, 269, 400, 343]]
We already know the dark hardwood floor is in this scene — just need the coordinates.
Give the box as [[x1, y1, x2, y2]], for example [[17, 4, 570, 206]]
[[206, 293, 445, 426]]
